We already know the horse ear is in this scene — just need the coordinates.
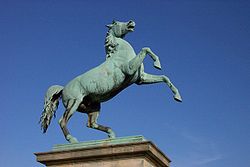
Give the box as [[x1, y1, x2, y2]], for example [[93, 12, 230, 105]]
[[106, 24, 113, 28], [106, 20, 116, 28]]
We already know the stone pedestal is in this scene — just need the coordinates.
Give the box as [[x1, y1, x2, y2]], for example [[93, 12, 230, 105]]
[[35, 136, 171, 167]]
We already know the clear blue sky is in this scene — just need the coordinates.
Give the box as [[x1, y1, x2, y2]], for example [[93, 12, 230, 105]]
[[1, 0, 249, 166]]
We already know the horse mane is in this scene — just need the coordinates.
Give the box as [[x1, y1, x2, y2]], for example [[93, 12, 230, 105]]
[[105, 29, 119, 59]]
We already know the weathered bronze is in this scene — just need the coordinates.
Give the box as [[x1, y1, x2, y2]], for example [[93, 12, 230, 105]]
[[40, 20, 182, 143]]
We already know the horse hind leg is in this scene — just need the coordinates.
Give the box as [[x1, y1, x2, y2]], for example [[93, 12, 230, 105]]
[[87, 110, 116, 139], [59, 99, 81, 143]]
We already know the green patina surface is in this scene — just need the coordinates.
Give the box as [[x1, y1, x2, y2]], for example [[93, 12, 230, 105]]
[[40, 20, 182, 144], [52, 135, 146, 151]]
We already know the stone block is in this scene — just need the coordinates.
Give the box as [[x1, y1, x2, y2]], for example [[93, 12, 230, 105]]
[[35, 136, 171, 167]]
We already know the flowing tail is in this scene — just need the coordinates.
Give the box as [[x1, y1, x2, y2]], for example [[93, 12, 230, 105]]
[[39, 85, 64, 133]]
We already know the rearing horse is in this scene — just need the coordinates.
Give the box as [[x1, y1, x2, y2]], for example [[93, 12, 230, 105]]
[[40, 20, 182, 143]]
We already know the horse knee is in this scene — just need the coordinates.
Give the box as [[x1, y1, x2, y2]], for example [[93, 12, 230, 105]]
[[59, 118, 66, 128], [162, 76, 171, 84], [58, 118, 62, 126], [142, 47, 150, 52]]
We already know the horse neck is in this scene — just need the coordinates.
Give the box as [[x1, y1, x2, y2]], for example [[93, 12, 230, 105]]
[[105, 30, 134, 60]]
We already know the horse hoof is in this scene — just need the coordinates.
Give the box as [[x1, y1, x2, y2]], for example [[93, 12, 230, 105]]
[[70, 138, 79, 143], [174, 94, 182, 102], [108, 132, 116, 139], [154, 61, 161, 70], [66, 135, 79, 143], [108, 135, 116, 139]]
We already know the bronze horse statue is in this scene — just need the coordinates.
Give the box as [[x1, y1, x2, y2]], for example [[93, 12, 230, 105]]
[[40, 20, 182, 143]]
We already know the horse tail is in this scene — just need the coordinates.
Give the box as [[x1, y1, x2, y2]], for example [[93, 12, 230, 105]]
[[40, 85, 64, 133]]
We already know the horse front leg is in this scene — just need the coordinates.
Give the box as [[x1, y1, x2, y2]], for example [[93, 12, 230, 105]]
[[125, 47, 161, 75], [144, 47, 162, 70], [137, 72, 182, 102]]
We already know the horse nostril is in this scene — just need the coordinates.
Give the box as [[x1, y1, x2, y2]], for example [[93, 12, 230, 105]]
[[129, 20, 133, 23]]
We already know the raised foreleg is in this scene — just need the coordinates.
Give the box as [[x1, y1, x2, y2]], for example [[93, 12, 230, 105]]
[[137, 72, 182, 102], [87, 111, 116, 139], [125, 47, 161, 75]]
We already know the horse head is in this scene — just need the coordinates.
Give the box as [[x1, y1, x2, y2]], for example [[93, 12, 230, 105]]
[[106, 20, 135, 38]]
